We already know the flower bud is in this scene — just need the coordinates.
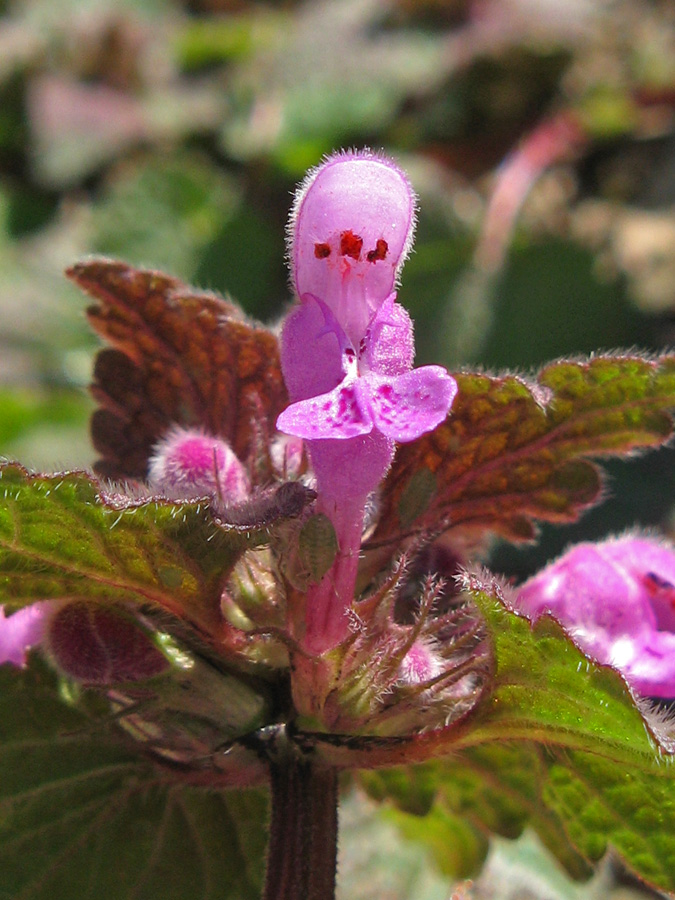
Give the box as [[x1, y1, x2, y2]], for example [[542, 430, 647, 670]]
[[148, 426, 249, 502], [398, 638, 443, 687]]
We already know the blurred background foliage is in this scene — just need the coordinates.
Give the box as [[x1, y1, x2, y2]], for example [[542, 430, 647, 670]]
[[1, 0, 674, 577], [1, 0, 674, 896]]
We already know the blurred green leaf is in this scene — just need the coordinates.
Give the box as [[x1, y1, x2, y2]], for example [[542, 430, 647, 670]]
[[0, 389, 88, 446], [479, 241, 651, 370], [0, 662, 267, 900], [175, 14, 278, 71], [91, 152, 239, 282]]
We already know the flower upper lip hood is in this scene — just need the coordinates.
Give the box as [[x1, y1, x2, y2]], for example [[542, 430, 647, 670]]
[[288, 149, 417, 346]]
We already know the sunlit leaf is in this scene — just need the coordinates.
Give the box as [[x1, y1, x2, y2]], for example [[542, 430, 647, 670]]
[[363, 572, 675, 892], [0, 464, 259, 635], [373, 354, 675, 549]]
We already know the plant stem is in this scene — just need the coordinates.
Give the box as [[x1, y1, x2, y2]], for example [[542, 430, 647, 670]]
[[264, 753, 339, 900]]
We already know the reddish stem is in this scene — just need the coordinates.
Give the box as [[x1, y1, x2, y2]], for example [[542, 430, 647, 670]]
[[263, 755, 339, 900]]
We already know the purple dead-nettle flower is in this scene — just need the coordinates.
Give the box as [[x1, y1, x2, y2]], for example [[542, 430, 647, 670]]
[[517, 534, 675, 698], [0, 601, 53, 667], [277, 150, 457, 654]]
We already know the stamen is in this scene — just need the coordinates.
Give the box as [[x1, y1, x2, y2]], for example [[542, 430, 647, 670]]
[[340, 230, 363, 259], [367, 239, 388, 262]]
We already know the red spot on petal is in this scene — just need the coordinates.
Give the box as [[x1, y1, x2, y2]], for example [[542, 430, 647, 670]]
[[314, 242, 331, 259], [340, 230, 363, 260], [644, 571, 674, 592], [367, 238, 388, 262]]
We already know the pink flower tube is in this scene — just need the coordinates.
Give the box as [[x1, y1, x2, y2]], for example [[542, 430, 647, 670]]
[[517, 534, 675, 698]]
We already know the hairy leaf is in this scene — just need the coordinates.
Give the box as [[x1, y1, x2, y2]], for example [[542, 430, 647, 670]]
[[372, 354, 675, 549], [0, 663, 267, 900], [363, 744, 591, 881], [363, 572, 675, 892], [66, 259, 287, 482], [0, 464, 256, 636]]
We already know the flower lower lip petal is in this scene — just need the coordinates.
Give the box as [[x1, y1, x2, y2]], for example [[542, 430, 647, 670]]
[[277, 382, 373, 440], [367, 367, 458, 443]]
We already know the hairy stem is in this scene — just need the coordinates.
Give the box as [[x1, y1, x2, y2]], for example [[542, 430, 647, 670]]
[[264, 756, 339, 900]]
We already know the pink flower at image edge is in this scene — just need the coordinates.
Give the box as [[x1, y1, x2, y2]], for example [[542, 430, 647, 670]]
[[0, 601, 53, 667], [517, 535, 675, 698]]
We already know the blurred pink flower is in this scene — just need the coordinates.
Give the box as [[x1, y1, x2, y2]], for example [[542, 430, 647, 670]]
[[517, 535, 675, 698], [0, 601, 53, 667]]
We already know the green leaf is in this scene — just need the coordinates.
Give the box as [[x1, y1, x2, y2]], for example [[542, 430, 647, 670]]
[[0, 663, 267, 900], [363, 573, 675, 891], [372, 354, 675, 550], [0, 464, 247, 634]]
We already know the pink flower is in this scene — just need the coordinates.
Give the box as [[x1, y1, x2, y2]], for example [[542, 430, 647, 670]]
[[0, 601, 53, 667], [277, 150, 457, 654], [288, 149, 417, 348], [517, 535, 675, 698]]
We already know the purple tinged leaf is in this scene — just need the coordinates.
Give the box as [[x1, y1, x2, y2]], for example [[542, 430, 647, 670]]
[[46, 601, 169, 684], [517, 534, 675, 698]]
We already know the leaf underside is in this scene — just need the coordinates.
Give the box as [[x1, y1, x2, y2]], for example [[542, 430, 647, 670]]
[[372, 355, 675, 549], [362, 573, 675, 892], [0, 662, 267, 900], [67, 259, 288, 482]]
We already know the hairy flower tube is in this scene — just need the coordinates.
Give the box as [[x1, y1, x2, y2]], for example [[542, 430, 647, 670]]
[[516, 534, 675, 698], [278, 150, 457, 653]]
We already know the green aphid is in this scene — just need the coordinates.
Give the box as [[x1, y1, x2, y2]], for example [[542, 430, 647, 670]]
[[297, 513, 338, 585]]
